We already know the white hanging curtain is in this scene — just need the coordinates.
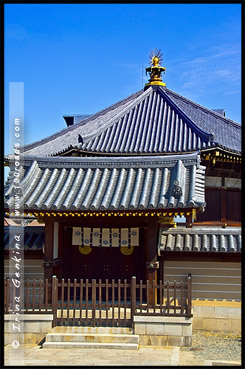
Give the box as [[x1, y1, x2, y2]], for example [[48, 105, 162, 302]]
[[92, 228, 101, 246], [83, 227, 91, 246], [111, 228, 119, 247], [121, 228, 129, 247], [130, 228, 139, 246], [72, 227, 139, 247], [102, 228, 110, 247], [72, 227, 82, 245]]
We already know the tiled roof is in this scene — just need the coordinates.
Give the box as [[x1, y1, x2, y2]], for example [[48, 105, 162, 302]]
[[4, 153, 206, 212], [21, 90, 143, 156], [164, 89, 241, 154], [80, 88, 212, 154], [17, 86, 240, 157], [4, 226, 44, 251], [158, 226, 241, 253]]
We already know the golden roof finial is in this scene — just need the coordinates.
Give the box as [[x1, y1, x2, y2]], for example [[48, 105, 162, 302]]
[[145, 48, 166, 87]]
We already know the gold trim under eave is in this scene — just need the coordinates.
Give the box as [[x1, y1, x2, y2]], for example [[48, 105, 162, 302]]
[[5, 209, 197, 218], [202, 150, 241, 164]]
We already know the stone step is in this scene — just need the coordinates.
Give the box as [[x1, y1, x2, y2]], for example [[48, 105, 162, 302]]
[[46, 333, 139, 344], [52, 326, 133, 334], [42, 341, 138, 350]]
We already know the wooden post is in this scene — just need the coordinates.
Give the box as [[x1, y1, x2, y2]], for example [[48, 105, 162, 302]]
[[44, 217, 54, 302], [44, 216, 54, 281], [92, 279, 96, 327], [146, 216, 158, 305], [52, 275, 58, 327], [187, 273, 192, 317], [131, 276, 136, 326]]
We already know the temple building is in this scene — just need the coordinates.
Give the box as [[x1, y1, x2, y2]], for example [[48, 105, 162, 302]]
[[4, 50, 241, 338]]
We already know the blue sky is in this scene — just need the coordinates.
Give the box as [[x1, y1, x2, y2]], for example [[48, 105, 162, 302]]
[[4, 3, 241, 158]]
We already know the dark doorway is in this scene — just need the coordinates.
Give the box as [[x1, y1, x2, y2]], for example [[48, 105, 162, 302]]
[[61, 227, 145, 284]]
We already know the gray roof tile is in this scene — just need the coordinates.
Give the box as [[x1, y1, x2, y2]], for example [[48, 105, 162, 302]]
[[4, 153, 206, 212], [4, 226, 44, 251], [158, 226, 241, 253]]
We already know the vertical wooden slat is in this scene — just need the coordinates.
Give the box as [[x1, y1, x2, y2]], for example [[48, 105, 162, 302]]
[[20, 277, 24, 314], [112, 279, 115, 326], [85, 279, 89, 326], [180, 281, 184, 314], [67, 278, 71, 326], [123, 279, 127, 326], [73, 279, 77, 326], [99, 279, 102, 326], [45, 279, 48, 311], [174, 280, 176, 315], [26, 279, 30, 312], [146, 280, 149, 313], [32, 279, 36, 311], [4, 280, 6, 312], [117, 279, 121, 325], [130, 277, 136, 325], [52, 276, 58, 327], [162, 279, 164, 313], [6, 279, 10, 312], [139, 280, 143, 315], [11, 280, 15, 311], [38, 280, 42, 311], [61, 279, 64, 325], [153, 280, 156, 313], [8, 279, 12, 311], [105, 279, 109, 327], [79, 279, 83, 326], [160, 280, 163, 314], [167, 281, 170, 314], [92, 279, 96, 327], [187, 273, 192, 317]]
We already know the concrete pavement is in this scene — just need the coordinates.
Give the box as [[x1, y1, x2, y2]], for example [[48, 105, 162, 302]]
[[4, 344, 178, 366], [4, 342, 242, 366]]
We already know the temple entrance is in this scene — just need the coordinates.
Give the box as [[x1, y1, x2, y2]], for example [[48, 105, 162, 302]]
[[60, 227, 145, 284]]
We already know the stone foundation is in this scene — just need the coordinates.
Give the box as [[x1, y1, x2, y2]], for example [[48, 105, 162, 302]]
[[133, 315, 193, 347], [4, 314, 53, 345]]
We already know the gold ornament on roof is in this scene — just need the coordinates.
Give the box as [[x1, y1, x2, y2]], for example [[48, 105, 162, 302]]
[[145, 48, 166, 87]]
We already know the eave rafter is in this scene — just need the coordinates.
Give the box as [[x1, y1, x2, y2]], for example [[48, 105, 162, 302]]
[[201, 147, 241, 165]]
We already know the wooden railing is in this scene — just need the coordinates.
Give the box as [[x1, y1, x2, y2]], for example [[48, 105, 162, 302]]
[[133, 274, 192, 317], [4, 275, 192, 326], [4, 278, 52, 313]]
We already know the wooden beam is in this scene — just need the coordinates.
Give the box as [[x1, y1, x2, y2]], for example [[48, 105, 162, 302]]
[[146, 216, 158, 305], [44, 216, 54, 282]]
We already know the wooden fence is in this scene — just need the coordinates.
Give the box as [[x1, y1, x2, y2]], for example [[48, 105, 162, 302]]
[[4, 275, 192, 327]]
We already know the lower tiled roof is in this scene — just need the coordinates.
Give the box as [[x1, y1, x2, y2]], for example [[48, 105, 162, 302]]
[[158, 226, 241, 253], [4, 153, 206, 212], [4, 226, 44, 251]]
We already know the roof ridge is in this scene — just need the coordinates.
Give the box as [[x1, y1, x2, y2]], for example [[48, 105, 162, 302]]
[[9, 151, 200, 167], [81, 88, 152, 144], [158, 87, 213, 142], [165, 87, 241, 129], [21, 89, 144, 154]]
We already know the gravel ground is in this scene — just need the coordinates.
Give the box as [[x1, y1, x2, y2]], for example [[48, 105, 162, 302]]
[[179, 330, 242, 366]]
